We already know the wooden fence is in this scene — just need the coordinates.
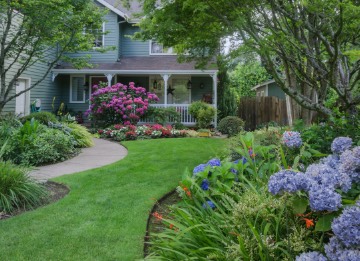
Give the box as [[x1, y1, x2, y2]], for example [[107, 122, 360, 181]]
[[238, 96, 288, 130]]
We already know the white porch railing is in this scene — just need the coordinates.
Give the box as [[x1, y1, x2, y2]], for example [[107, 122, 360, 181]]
[[139, 104, 196, 125]]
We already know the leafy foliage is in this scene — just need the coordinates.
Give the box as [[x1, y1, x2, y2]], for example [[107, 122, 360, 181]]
[[0, 161, 47, 213], [189, 101, 216, 128], [0, 0, 106, 113], [20, 112, 58, 125], [145, 107, 181, 126], [229, 61, 271, 97], [217, 116, 245, 137], [65, 122, 94, 148]]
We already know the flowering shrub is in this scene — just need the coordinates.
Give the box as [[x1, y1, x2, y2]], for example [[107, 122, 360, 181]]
[[282, 131, 302, 148], [96, 124, 187, 141], [86, 82, 159, 127]]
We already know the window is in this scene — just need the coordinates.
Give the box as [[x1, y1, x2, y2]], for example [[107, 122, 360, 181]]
[[86, 23, 105, 48], [70, 75, 86, 103], [150, 41, 175, 55]]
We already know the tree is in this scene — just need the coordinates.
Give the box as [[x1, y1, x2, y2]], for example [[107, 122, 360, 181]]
[[135, 0, 360, 122], [229, 61, 271, 97], [0, 0, 105, 113]]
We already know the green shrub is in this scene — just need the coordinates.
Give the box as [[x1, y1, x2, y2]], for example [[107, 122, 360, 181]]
[[65, 122, 94, 148], [293, 115, 360, 153], [0, 161, 47, 213], [4, 125, 77, 166], [218, 116, 244, 136], [189, 101, 216, 128], [20, 112, 58, 125], [253, 127, 283, 146], [19, 128, 77, 166], [145, 107, 181, 125]]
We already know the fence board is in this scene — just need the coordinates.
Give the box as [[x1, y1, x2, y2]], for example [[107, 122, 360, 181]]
[[238, 96, 288, 130]]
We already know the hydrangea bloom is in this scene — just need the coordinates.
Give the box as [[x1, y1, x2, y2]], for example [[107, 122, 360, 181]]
[[331, 137, 353, 154], [207, 158, 221, 167], [305, 163, 352, 192], [320, 154, 340, 169], [268, 170, 311, 195], [325, 237, 360, 261], [200, 179, 210, 191], [282, 131, 302, 148], [339, 146, 360, 183], [193, 164, 207, 175], [202, 200, 216, 209], [331, 204, 360, 247], [295, 251, 327, 261], [308, 185, 342, 212]]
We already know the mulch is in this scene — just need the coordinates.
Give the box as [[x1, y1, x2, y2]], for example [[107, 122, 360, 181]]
[[0, 181, 69, 221]]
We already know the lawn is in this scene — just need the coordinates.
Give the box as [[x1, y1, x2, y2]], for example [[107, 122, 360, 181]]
[[0, 138, 227, 261]]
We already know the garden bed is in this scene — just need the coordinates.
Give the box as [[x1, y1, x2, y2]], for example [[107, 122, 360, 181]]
[[0, 181, 69, 221]]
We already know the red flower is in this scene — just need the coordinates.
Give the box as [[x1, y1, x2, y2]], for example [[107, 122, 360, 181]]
[[152, 211, 163, 221], [303, 218, 314, 229]]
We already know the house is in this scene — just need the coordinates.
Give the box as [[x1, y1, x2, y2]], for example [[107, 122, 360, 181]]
[[4, 0, 219, 126], [251, 79, 286, 99]]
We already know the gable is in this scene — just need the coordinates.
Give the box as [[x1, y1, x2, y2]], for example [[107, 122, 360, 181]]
[[96, 0, 142, 22]]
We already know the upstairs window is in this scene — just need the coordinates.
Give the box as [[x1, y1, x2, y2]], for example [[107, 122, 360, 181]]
[[150, 41, 175, 55], [86, 23, 105, 48]]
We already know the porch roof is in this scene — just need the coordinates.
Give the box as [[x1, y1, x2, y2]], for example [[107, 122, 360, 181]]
[[53, 56, 218, 75]]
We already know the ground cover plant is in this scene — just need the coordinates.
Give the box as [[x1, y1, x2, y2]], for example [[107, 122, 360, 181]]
[[0, 138, 227, 260], [0, 114, 94, 166], [96, 123, 188, 141], [146, 132, 360, 260]]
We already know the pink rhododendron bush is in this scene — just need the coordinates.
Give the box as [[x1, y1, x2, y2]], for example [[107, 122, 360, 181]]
[[86, 82, 159, 127]]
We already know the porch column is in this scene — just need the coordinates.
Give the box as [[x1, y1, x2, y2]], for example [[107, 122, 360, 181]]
[[211, 72, 218, 128], [51, 72, 58, 82], [161, 74, 170, 107], [105, 74, 115, 87]]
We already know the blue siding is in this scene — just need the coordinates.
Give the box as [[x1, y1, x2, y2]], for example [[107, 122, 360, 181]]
[[191, 77, 213, 102], [268, 82, 285, 99], [64, 9, 119, 63], [120, 23, 149, 56], [2, 49, 62, 114]]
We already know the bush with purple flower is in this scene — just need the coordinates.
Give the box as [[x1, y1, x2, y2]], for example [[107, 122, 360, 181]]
[[86, 82, 159, 127], [282, 131, 302, 148], [295, 251, 327, 261], [331, 137, 353, 154]]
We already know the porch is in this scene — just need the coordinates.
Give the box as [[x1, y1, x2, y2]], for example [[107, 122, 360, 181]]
[[51, 56, 218, 126]]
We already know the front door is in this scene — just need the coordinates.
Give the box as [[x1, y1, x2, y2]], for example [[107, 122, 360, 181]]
[[15, 79, 29, 116]]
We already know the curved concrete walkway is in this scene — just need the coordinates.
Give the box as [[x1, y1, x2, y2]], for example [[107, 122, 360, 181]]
[[29, 138, 128, 182]]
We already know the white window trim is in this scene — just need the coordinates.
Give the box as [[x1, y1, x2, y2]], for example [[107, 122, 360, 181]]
[[149, 40, 176, 55], [70, 75, 86, 103]]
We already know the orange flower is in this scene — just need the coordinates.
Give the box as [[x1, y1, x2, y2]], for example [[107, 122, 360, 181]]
[[303, 218, 314, 228], [152, 211, 163, 221], [186, 190, 191, 197], [169, 224, 174, 229]]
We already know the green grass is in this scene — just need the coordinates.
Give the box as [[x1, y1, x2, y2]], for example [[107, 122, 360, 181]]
[[0, 138, 227, 260]]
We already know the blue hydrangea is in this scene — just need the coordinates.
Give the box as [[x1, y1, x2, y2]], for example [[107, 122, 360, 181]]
[[331, 137, 353, 154], [309, 185, 342, 212], [295, 251, 327, 261], [331, 204, 360, 248], [325, 237, 360, 261], [202, 200, 216, 209], [320, 154, 340, 169], [305, 163, 338, 187], [282, 131, 302, 148], [207, 158, 221, 167], [268, 170, 311, 195], [200, 179, 210, 191], [193, 163, 207, 175], [234, 157, 247, 165], [339, 146, 360, 183]]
